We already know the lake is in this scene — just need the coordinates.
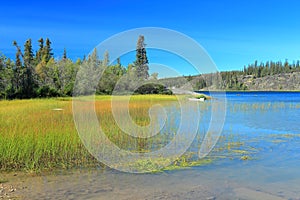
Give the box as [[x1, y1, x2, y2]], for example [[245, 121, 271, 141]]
[[4, 92, 300, 199]]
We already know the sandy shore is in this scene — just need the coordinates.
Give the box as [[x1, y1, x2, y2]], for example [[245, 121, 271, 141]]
[[0, 168, 296, 200]]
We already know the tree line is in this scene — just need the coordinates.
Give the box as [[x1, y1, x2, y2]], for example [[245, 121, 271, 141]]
[[0, 35, 171, 99], [160, 59, 300, 91], [1, 36, 300, 99], [243, 60, 300, 77]]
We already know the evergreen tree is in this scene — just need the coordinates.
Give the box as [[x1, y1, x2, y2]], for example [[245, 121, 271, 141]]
[[63, 48, 67, 60], [134, 35, 149, 80], [36, 38, 44, 63], [12, 41, 23, 97], [24, 39, 34, 67], [23, 39, 37, 98], [284, 59, 290, 73], [103, 50, 110, 67], [43, 38, 53, 63], [12, 39, 38, 98], [13, 41, 22, 68]]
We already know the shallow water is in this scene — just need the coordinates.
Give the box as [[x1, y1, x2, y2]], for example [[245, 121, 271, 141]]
[[2, 92, 300, 199]]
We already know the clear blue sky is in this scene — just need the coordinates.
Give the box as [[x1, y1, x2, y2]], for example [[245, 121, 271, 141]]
[[1, 0, 300, 76]]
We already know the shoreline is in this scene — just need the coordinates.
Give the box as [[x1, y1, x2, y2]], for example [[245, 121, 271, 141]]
[[196, 90, 300, 92], [0, 167, 294, 200]]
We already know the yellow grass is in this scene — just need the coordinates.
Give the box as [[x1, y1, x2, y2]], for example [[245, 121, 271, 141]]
[[0, 95, 181, 172]]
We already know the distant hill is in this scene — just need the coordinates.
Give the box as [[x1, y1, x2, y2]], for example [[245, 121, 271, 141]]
[[239, 72, 300, 91], [160, 71, 300, 91], [159, 60, 300, 91]]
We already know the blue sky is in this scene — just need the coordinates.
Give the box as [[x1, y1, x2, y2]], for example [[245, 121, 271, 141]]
[[1, 0, 300, 76]]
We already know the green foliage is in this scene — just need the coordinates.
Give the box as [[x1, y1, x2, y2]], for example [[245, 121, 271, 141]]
[[97, 64, 126, 95], [195, 94, 207, 100], [37, 85, 59, 97], [134, 83, 173, 95], [74, 48, 102, 96]]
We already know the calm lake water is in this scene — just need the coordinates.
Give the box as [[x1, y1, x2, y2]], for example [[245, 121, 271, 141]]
[[6, 92, 300, 199]]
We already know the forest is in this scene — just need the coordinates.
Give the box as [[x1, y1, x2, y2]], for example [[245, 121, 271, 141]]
[[1, 37, 300, 99], [0, 36, 171, 99]]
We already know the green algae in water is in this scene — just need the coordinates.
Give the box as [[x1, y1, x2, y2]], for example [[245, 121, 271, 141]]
[[117, 152, 213, 173]]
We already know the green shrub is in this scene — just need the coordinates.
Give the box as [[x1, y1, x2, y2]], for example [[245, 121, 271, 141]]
[[134, 83, 173, 95]]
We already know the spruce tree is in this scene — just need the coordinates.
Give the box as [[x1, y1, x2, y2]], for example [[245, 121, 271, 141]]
[[36, 38, 44, 63], [103, 50, 109, 67], [63, 48, 67, 59], [24, 39, 34, 67], [13, 41, 22, 68], [117, 57, 121, 65], [43, 38, 53, 63], [23, 39, 37, 98], [134, 35, 149, 80], [13, 41, 23, 97]]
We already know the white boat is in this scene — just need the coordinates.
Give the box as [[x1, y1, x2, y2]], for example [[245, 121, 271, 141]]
[[188, 98, 205, 102]]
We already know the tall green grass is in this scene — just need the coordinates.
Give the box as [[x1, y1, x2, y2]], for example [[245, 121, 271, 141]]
[[0, 95, 180, 172], [0, 95, 262, 172], [0, 98, 98, 171]]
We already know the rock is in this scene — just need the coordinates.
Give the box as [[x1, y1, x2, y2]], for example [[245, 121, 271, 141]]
[[240, 72, 300, 90], [206, 196, 216, 200]]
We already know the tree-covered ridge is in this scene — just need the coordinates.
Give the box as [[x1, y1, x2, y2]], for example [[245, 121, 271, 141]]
[[160, 60, 300, 91], [0, 36, 170, 99]]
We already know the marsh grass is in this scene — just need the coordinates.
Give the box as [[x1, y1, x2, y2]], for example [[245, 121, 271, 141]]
[[0, 94, 263, 173], [0, 98, 99, 171], [0, 95, 188, 172]]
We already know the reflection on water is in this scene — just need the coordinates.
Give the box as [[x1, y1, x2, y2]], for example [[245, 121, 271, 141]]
[[3, 92, 300, 199]]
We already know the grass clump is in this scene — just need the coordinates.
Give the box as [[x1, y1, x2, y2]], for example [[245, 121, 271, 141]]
[[240, 155, 251, 160], [195, 94, 207, 100]]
